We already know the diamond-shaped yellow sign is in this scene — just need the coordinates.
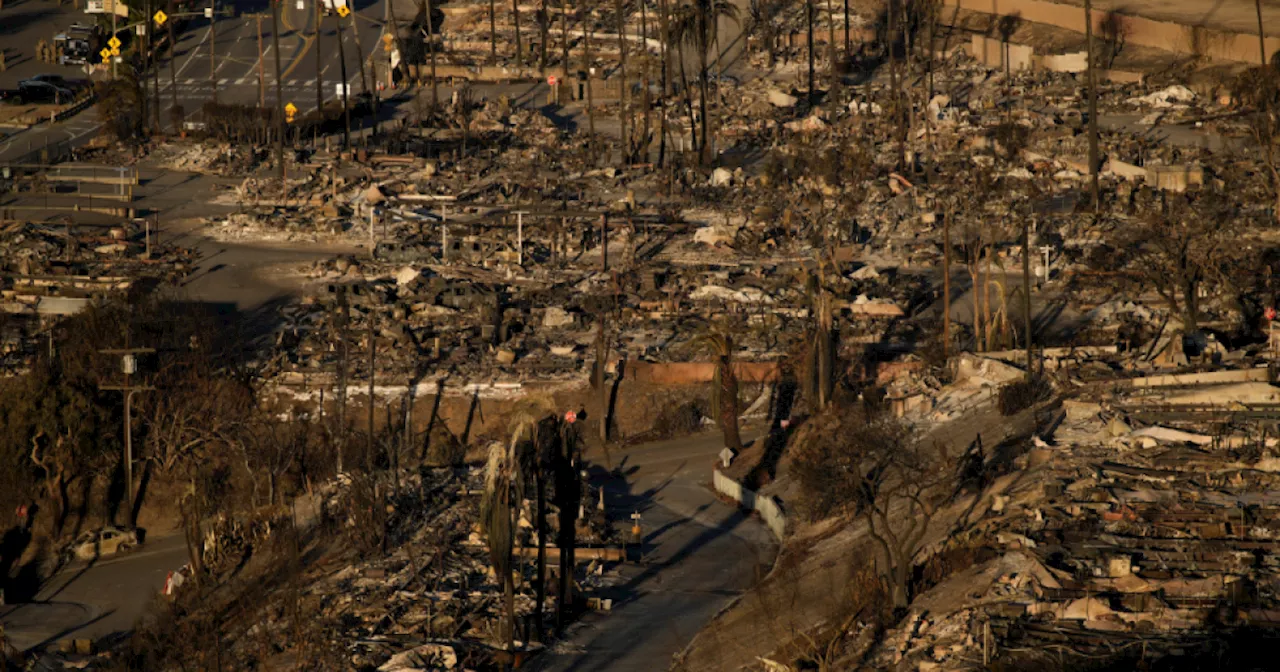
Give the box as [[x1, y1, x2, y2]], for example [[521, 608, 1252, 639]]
[[110, 46, 121, 56], [153, 9, 168, 25], [100, 48, 112, 60], [284, 102, 298, 115], [335, 4, 349, 17], [107, 36, 121, 49]]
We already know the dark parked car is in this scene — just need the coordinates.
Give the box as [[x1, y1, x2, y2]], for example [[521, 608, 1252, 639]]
[[20, 74, 89, 93], [11, 81, 75, 105]]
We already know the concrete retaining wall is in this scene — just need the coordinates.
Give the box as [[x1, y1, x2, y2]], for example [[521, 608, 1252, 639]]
[[713, 467, 788, 541], [944, 0, 1278, 65], [625, 361, 782, 385]]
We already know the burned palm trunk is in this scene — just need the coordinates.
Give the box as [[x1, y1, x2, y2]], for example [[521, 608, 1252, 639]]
[[553, 424, 581, 634]]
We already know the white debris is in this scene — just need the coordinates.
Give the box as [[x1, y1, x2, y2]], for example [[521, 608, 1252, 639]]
[[1127, 85, 1195, 108]]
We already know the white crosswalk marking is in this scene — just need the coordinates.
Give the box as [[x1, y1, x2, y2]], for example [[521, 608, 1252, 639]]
[[288, 79, 298, 86], [218, 78, 229, 85]]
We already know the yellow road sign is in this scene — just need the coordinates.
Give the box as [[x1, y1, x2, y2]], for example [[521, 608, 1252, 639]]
[[284, 102, 298, 122], [100, 48, 112, 60], [110, 46, 121, 56], [153, 9, 168, 25], [335, 4, 349, 17], [107, 36, 122, 49]]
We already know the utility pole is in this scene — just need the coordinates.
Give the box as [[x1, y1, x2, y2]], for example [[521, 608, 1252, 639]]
[[168, 0, 178, 131], [583, 3, 595, 138], [271, 0, 286, 184], [942, 207, 951, 361], [99, 348, 155, 529], [335, 9, 352, 146], [367, 317, 376, 472], [316, 0, 325, 131], [598, 213, 609, 445], [1084, 0, 1100, 212], [210, 0, 219, 105], [615, 0, 628, 161], [1258, 0, 1268, 67], [426, 0, 439, 107], [336, 285, 349, 474], [111, 0, 119, 79], [255, 14, 266, 108], [347, 9, 372, 138], [806, 0, 815, 105], [1022, 218, 1033, 376]]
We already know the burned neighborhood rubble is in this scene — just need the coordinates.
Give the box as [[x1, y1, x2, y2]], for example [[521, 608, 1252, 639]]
[[0, 216, 194, 372], [16, 0, 1280, 669]]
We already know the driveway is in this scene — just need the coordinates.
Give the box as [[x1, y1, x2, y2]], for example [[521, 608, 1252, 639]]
[[536, 431, 777, 672]]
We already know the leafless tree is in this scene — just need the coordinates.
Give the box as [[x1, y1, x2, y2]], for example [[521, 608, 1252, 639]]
[[1117, 192, 1241, 334]]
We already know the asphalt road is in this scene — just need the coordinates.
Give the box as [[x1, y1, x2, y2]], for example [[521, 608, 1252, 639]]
[[153, 0, 388, 128], [0, 533, 189, 652]]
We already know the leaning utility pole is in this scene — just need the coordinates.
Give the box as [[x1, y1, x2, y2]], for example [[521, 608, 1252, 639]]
[[99, 347, 155, 529], [271, 0, 286, 184], [1084, 0, 1100, 212]]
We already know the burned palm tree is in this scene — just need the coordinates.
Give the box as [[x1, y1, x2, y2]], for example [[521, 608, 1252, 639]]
[[696, 332, 743, 451], [673, 0, 739, 164], [480, 438, 523, 654], [507, 399, 559, 641], [801, 266, 837, 411]]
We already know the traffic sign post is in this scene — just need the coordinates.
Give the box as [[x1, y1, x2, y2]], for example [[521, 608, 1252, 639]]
[[284, 102, 298, 123], [153, 9, 168, 25], [107, 36, 122, 49], [336, 4, 349, 17]]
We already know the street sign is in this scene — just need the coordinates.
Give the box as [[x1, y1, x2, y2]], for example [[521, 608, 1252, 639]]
[[335, 82, 349, 96], [204, 6, 213, 17], [548, 75, 557, 86], [110, 46, 121, 56], [100, 47, 112, 60], [136, 24, 147, 35], [336, 4, 349, 17], [296, 0, 303, 8], [107, 35, 121, 49], [153, 9, 168, 25], [284, 102, 298, 122], [564, 410, 577, 424]]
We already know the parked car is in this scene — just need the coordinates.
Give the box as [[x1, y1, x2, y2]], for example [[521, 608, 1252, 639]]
[[20, 74, 89, 94], [12, 81, 74, 105], [68, 525, 138, 561]]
